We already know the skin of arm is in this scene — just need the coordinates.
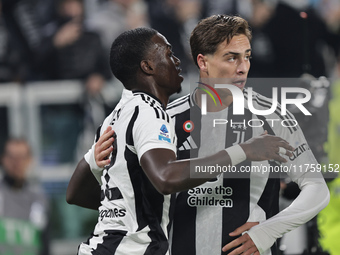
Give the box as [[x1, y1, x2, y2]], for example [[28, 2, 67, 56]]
[[66, 158, 101, 210], [66, 126, 294, 207], [140, 133, 291, 195]]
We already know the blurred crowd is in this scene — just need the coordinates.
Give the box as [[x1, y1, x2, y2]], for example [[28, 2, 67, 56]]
[[0, 0, 340, 83], [1, 0, 340, 254]]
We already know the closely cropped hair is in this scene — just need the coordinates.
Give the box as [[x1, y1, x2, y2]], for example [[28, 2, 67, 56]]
[[110, 27, 158, 88], [190, 15, 252, 67]]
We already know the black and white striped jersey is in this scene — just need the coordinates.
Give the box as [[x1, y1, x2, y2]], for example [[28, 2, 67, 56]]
[[80, 89, 177, 255], [166, 88, 322, 255]]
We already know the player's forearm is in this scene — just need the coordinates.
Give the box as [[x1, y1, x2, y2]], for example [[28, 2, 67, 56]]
[[141, 149, 233, 195], [141, 134, 294, 195], [66, 158, 101, 210], [247, 173, 330, 253]]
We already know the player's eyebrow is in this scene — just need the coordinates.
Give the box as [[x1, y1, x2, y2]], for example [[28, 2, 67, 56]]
[[223, 49, 252, 57]]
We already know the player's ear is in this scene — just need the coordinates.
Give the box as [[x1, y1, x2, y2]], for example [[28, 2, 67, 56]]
[[140, 60, 155, 75], [197, 54, 209, 73]]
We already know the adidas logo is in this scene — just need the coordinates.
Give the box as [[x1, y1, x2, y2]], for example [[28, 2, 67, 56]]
[[178, 136, 198, 151]]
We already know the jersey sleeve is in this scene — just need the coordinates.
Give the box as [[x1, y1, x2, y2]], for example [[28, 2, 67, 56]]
[[280, 116, 320, 181], [133, 106, 177, 162], [247, 112, 330, 254]]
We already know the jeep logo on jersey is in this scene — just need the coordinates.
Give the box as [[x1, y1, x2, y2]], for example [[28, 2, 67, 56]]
[[199, 83, 312, 116]]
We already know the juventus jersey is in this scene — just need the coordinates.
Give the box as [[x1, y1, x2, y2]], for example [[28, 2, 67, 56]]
[[79, 89, 177, 255], [166, 88, 320, 255]]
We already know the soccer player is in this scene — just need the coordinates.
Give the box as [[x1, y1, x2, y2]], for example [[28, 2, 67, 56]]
[[82, 16, 330, 255], [168, 15, 329, 255], [67, 27, 295, 255]]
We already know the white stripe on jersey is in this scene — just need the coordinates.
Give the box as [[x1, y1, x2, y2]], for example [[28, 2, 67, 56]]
[[167, 94, 190, 109], [167, 95, 191, 118]]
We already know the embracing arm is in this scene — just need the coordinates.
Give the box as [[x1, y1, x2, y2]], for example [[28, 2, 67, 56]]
[[66, 128, 294, 209], [140, 133, 294, 195], [66, 127, 114, 210], [66, 158, 101, 210]]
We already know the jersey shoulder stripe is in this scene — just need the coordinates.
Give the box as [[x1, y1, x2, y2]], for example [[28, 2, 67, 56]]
[[166, 94, 191, 118], [244, 90, 297, 134], [134, 92, 170, 123], [252, 91, 296, 120], [167, 94, 190, 110], [252, 94, 298, 134]]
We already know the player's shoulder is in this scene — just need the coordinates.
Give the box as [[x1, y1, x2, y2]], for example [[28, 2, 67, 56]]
[[245, 88, 296, 117], [245, 88, 299, 135], [166, 94, 191, 117], [244, 88, 275, 108], [133, 91, 171, 123]]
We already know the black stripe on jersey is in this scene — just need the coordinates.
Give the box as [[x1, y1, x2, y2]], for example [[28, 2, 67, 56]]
[[83, 232, 98, 245], [252, 92, 297, 130], [221, 106, 252, 254], [166, 112, 170, 123], [257, 175, 280, 255], [125, 106, 147, 229], [126, 106, 139, 145], [134, 91, 164, 108], [124, 106, 169, 254], [256, 115, 275, 135], [95, 125, 102, 143], [140, 94, 147, 103], [138, 93, 169, 123], [160, 109, 166, 120], [167, 94, 190, 110], [125, 146, 169, 254], [154, 108, 160, 119], [254, 94, 297, 133], [171, 192, 197, 255], [92, 230, 127, 255], [105, 187, 123, 201], [150, 99, 155, 108], [244, 93, 295, 134]]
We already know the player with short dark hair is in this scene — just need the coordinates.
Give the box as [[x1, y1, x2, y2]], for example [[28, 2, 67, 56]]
[[110, 28, 157, 88], [168, 15, 329, 255], [68, 27, 295, 255]]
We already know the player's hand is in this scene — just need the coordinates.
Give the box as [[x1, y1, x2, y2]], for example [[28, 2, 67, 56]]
[[222, 222, 259, 255], [94, 126, 115, 168], [240, 131, 294, 163]]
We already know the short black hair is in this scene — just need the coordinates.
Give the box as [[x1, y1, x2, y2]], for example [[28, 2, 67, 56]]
[[110, 27, 158, 89]]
